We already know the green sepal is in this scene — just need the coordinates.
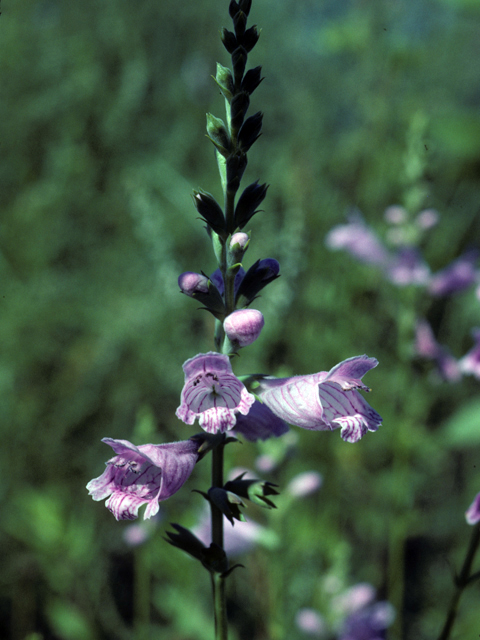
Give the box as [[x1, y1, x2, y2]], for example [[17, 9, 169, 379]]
[[189, 432, 227, 461], [224, 473, 279, 509], [242, 25, 260, 52], [226, 151, 248, 197], [232, 46, 248, 86], [192, 190, 226, 237], [207, 487, 246, 525], [164, 524, 207, 563], [185, 277, 226, 320], [231, 92, 250, 134], [214, 63, 234, 102], [206, 113, 232, 157], [221, 27, 238, 54]]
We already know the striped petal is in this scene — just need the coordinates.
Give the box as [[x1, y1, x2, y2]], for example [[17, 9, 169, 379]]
[[176, 352, 255, 434], [87, 438, 199, 521], [257, 356, 382, 442]]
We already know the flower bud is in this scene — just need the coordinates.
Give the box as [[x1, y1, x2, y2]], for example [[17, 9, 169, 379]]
[[224, 309, 264, 347], [178, 272, 209, 296], [235, 258, 280, 306], [229, 232, 250, 266], [178, 273, 226, 318]]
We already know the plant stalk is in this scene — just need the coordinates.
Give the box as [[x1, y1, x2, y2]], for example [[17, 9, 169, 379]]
[[437, 522, 480, 640]]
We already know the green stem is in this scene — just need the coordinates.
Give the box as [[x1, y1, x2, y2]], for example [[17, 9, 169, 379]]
[[211, 572, 228, 640], [211, 444, 224, 547], [210, 443, 228, 640], [437, 523, 480, 640]]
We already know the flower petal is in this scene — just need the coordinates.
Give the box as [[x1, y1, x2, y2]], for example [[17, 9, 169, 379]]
[[176, 352, 255, 434], [87, 438, 199, 521], [326, 355, 378, 391], [233, 400, 290, 441]]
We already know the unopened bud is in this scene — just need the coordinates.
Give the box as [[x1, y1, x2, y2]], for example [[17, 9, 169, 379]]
[[224, 309, 264, 347], [178, 272, 209, 296]]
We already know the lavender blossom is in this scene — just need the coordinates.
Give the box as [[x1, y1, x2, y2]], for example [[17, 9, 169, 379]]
[[386, 247, 430, 287], [87, 438, 200, 521], [428, 250, 479, 297], [458, 328, 480, 379], [286, 471, 323, 497], [465, 491, 480, 525], [176, 352, 255, 434], [338, 602, 395, 640], [257, 356, 382, 443], [414, 319, 461, 382], [295, 608, 327, 637], [325, 216, 390, 267]]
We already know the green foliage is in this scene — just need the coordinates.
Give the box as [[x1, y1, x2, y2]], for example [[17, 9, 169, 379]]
[[1, 0, 480, 638]]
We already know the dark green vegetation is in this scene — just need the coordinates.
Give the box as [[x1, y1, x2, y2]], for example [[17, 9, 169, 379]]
[[1, 0, 480, 638]]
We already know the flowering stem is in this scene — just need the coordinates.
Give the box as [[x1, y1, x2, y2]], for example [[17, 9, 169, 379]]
[[211, 444, 225, 547], [437, 522, 480, 640], [211, 442, 228, 640]]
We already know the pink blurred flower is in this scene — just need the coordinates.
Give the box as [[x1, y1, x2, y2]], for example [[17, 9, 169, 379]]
[[414, 320, 461, 382], [325, 216, 390, 267], [466, 492, 480, 525], [295, 608, 327, 637], [428, 250, 479, 297], [386, 247, 430, 286], [257, 356, 382, 443], [286, 471, 323, 497], [458, 329, 480, 379]]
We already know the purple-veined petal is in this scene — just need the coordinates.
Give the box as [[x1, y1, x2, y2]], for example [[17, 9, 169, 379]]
[[257, 357, 382, 442], [326, 355, 378, 391], [176, 352, 255, 434], [87, 438, 199, 521], [258, 373, 329, 430], [318, 382, 382, 442]]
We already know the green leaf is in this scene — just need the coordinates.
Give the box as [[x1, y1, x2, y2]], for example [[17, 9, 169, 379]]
[[442, 398, 480, 447]]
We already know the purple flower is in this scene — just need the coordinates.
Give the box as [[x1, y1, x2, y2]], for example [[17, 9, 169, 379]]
[[414, 320, 461, 382], [466, 491, 480, 525], [428, 250, 479, 297], [386, 247, 430, 287], [176, 352, 255, 434], [295, 608, 327, 637], [233, 399, 290, 441], [286, 471, 323, 497], [257, 356, 382, 443], [338, 602, 395, 640], [458, 329, 480, 379], [224, 309, 265, 347], [325, 216, 390, 267], [87, 438, 199, 521]]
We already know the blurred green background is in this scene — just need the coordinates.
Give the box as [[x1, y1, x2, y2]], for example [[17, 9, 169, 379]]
[[2, 0, 480, 638]]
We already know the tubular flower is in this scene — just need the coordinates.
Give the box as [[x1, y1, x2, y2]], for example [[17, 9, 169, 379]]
[[257, 355, 382, 443], [176, 352, 255, 434], [87, 438, 199, 521]]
